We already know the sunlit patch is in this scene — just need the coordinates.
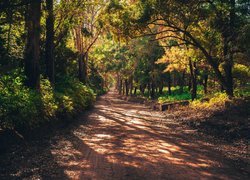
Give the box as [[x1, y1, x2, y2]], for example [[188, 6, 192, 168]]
[[201, 171, 213, 177], [165, 156, 183, 164], [64, 170, 81, 179], [158, 149, 171, 154], [186, 162, 210, 168], [95, 134, 112, 138]]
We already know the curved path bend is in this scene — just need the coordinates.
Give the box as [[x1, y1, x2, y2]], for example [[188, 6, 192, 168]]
[[0, 91, 249, 179]]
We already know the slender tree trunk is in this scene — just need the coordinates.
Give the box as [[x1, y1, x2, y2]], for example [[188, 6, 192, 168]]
[[188, 76, 191, 91], [180, 71, 185, 94], [147, 83, 151, 97], [125, 79, 129, 96], [134, 87, 137, 95], [159, 80, 163, 95], [117, 73, 121, 91], [119, 79, 122, 95], [130, 76, 133, 96], [203, 68, 208, 94], [45, 0, 54, 84], [75, 27, 85, 83], [167, 73, 171, 96], [189, 59, 197, 100], [122, 80, 125, 95], [24, 0, 41, 89]]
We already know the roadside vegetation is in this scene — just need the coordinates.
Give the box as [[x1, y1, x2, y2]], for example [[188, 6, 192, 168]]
[[0, 0, 249, 137]]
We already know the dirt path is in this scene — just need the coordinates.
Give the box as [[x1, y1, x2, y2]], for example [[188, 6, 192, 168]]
[[0, 91, 249, 179]]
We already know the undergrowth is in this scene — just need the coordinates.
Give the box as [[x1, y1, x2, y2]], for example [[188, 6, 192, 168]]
[[0, 70, 96, 130]]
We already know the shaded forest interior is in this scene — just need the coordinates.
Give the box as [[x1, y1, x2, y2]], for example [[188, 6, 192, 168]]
[[0, 0, 249, 179]]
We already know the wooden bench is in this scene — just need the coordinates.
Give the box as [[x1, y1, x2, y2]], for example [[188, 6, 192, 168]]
[[153, 100, 189, 111]]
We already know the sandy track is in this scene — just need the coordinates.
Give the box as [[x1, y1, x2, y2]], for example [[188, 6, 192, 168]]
[[0, 91, 249, 179]]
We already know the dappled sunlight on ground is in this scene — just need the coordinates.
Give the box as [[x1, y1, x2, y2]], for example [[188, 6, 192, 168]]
[[47, 91, 244, 179], [0, 91, 248, 179]]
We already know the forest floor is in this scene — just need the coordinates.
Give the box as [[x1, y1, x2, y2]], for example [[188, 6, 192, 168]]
[[0, 90, 249, 179]]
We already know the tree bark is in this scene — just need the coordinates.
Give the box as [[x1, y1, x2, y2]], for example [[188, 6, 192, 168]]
[[159, 80, 163, 95], [45, 0, 54, 84], [140, 84, 145, 95], [125, 79, 129, 96], [134, 87, 137, 95], [147, 83, 151, 97], [167, 73, 171, 96], [119, 79, 122, 95], [180, 71, 185, 94], [189, 59, 197, 100], [130, 76, 133, 96], [24, 0, 41, 89], [203, 68, 208, 94], [122, 80, 125, 95]]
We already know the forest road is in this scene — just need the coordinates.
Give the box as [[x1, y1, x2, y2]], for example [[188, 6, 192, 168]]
[[0, 90, 249, 180]]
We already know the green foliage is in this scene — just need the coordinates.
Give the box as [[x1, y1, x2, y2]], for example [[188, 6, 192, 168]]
[[190, 92, 229, 109], [55, 76, 96, 114], [158, 93, 191, 104], [40, 78, 58, 119], [158, 86, 204, 103], [0, 70, 39, 129], [0, 71, 95, 130], [234, 85, 250, 97], [88, 64, 106, 95], [233, 63, 250, 86]]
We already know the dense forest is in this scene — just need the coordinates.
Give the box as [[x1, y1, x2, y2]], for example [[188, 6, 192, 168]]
[[0, 0, 249, 130], [0, 0, 249, 179]]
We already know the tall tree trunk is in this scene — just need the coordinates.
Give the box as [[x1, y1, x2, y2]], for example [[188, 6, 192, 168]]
[[180, 71, 185, 94], [134, 87, 137, 95], [189, 59, 197, 100], [130, 76, 133, 96], [167, 73, 171, 96], [119, 79, 122, 95], [159, 80, 163, 95], [188, 76, 191, 91], [221, 0, 235, 97], [147, 83, 151, 97], [45, 0, 54, 84], [122, 80, 125, 95], [125, 79, 129, 96], [203, 68, 208, 94], [24, 0, 41, 89], [117, 73, 120, 90]]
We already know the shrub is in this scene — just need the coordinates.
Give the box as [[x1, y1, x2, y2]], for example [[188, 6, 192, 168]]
[[190, 92, 229, 109], [158, 93, 191, 104], [55, 76, 96, 114], [0, 70, 39, 129], [40, 78, 58, 120], [0, 71, 96, 130]]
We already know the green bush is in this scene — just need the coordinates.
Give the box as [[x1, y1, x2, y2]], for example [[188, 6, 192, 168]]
[[55, 76, 96, 113], [40, 78, 58, 120], [0, 71, 95, 130], [158, 93, 191, 104], [190, 92, 229, 109], [158, 86, 204, 103], [0, 70, 39, 129]]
